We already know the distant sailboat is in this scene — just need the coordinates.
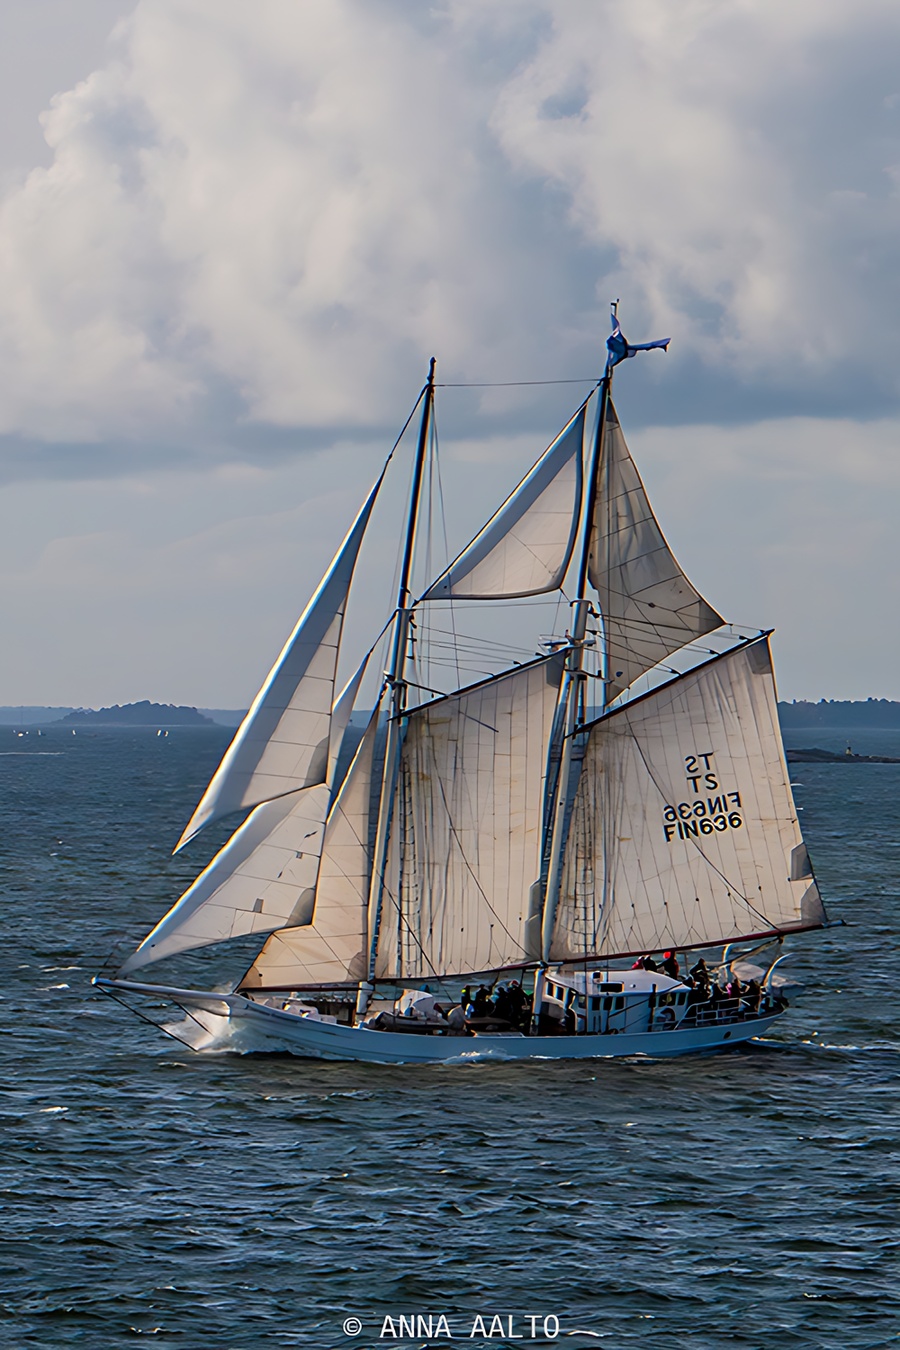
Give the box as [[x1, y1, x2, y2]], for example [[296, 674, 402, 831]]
[[95, 310, 829, 1062]]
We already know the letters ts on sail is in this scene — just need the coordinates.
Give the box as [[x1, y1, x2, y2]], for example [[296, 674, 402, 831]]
[[174, 474, 383, 852]]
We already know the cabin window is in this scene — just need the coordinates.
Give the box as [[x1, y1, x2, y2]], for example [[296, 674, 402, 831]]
[[591, 997, 601, 1012], [602, 996, 612, 1011], [614, 996, 624, 1010], [676, 992, 686, 1005]]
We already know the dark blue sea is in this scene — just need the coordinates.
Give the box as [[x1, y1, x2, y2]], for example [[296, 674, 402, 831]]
[[1, 723, 897, 1349]]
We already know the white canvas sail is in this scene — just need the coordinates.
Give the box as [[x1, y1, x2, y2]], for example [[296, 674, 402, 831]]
[[328, 644, 372, 788], [552, 637, 826, 962], [119, 784, 331, 974], [175, 478, 381, 851], [589, 402, 722, 697], [374, 656, 563, 981], [240, 705, 381, 990], [421, 407, 586, 601]]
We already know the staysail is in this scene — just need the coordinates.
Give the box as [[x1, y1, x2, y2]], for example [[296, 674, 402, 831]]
[[421, 407, 586, 601], [119, 784, 331, 974], [175, 477, 381, 850], [373, 656, 563, 981], [240, 704, 382, 990], [551, 636, 827, 962], [589, 401, 722, 697]]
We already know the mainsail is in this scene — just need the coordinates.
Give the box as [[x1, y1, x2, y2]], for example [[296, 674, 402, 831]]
[[241, 705, 381, 990], [589, 401, 722, 698], [422, 406, 586, 601], [175, 477, 382, 850], [373, 656, 563, 981], [551, 636, 827, 962]]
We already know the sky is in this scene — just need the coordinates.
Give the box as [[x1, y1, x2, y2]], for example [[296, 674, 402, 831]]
[[1, 0, 900, 706]]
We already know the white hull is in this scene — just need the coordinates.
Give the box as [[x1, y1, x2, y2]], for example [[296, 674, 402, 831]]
[[95, 980, 784, 1063]]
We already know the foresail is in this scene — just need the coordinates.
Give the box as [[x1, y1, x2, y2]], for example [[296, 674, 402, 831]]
[[552, 637, 827, 962], [421, 406, 586, 601], [374, 656, 563, 981], [240, 704, 381, 989], [589, 401, 722, 697], [118, 784, 331, 974], [175, 477, 380, 850]]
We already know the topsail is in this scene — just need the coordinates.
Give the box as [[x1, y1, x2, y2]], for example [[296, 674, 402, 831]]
[[589, 401, 722, 698], [422, 407, 586, 602]]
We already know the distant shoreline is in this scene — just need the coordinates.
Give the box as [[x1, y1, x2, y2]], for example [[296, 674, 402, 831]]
[[786, 746, 900, 764], [0, 704, 244, 727], [778, 699, 900, 728], [60, 701, 214, 728], [3, 697, 900, 731]]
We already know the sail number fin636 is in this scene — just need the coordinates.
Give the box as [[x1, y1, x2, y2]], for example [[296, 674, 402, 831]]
[[663, 791, 743, 842]]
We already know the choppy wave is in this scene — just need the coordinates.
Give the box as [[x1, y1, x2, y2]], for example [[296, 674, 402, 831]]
[[1, 728, 897, 1349]]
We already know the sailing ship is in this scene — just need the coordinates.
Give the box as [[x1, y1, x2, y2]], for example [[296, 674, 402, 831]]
[[95, 310, 830, 1062]]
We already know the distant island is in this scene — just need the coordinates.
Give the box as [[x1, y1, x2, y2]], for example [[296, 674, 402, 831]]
[[60, 701, 214, 727], [5, 695, 900, 731], [778, 699, 900, 727], [786, 746, 900, 764]]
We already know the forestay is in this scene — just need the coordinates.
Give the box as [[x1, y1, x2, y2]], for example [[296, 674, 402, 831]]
[[375, 656, 563, 981], [175, 477, 381, 850], [589, 402, 722, 697], [552, 637, 827, 962], [421, 407, 586, 601], [241, 705, 381, 990]]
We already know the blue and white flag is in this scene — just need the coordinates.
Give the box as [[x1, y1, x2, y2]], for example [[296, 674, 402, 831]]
[[606, 311, 670, 369]]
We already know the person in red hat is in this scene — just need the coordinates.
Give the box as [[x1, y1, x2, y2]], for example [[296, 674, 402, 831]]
[[661, 950, 680, 979]]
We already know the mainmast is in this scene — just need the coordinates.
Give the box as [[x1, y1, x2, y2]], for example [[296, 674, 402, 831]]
[[539, 302, 671, 966], [358, 358, 436, 1015], [539, 363, 612, 965]]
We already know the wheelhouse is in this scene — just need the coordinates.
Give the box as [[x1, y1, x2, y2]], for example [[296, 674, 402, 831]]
[[540, 968, 690, 1034]]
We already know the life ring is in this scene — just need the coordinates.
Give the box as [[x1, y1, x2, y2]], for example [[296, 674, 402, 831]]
[[655, 1007, 676, 1031]]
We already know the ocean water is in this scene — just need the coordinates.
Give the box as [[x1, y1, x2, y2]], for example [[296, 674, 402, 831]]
[[1, 725, 898, 1350]]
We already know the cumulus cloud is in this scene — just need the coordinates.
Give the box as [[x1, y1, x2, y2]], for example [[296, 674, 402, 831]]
[[1, 0, 900, 472], [487, 0, 900, 384]]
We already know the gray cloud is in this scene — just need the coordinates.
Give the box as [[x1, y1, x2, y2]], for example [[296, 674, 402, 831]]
[[2, 0, 900, 479], [1, 0, 899, 706]]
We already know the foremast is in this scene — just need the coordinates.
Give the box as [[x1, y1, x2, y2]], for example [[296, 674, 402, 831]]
[[357, 358, 436, 1017]]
